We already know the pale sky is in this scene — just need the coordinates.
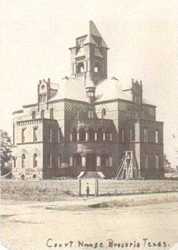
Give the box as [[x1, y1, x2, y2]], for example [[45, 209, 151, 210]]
[[0, 0, 178, 166]]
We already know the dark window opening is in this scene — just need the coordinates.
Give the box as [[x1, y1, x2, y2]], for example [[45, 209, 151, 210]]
[[41, 110, 45, 119], [33, 127, 38, 142], [77, 62, 84, 73], [22, 154, 26, 168], [21, 174, 25, 180], [33, 153, 37, 167], [32, 111, 36, 120], [101, 154, 109, 167], [101, 108, 106, 118], [94, 65, 99, 73], [88, 128, 95, 142], [50, 108, 54, 119], [79, 128, 85, 141], [97, 128, 103, 142]]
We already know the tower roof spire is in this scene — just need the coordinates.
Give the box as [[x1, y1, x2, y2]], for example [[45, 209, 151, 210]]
[[84, 20, 108, 48]]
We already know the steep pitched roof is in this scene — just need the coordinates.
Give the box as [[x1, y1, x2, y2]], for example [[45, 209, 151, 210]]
[[84, 20, 108, 48]]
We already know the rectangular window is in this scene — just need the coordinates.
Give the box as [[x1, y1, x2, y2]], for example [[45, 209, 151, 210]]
[[33, 127, 38, 142], [81, 156, 86, 167], [22, 128, 26, 143], [50, 108, 54, 119], [109, 133, 113, 141], [13, 158, 16, 168], [119, 128, 125, 143], [49, 128, 53, 143], [129, 127, 135, 141], [109, 156, 112, 167], [70, 133, 73, 142], [58, 129, 60, 143], [143, 128, 148, 143], [41, 110, 45, 119], [69, 156, 73, 167], [49, 153, 52, 168], [32, 111, 36, 120], [57, 155, 61, 168], [96, 156, 101, 167], [94, 132, 97, 141], [88, 110, 94, 119], [145, 154, 149, 169], [155, 130, 159, 143], [155, 155, 160, 169]]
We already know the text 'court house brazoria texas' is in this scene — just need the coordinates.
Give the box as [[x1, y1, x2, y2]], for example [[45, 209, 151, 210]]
[[12, 21, 164, 180]]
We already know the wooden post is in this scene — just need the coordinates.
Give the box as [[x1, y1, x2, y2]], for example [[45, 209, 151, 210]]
[[95, 178, 99, 196], [78, 179, 81, 196]]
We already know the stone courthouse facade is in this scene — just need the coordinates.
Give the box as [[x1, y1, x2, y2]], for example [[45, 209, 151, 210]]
[[12, 21, 164, 180]]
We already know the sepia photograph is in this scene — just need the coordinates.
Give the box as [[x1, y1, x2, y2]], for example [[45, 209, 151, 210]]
[[0, 0, 178, 249]]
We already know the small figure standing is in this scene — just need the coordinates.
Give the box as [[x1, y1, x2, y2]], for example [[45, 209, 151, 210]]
[[86, 183, 90, 197]]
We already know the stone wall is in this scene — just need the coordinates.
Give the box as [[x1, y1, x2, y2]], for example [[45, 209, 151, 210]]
[[0, 180, 177, 201]]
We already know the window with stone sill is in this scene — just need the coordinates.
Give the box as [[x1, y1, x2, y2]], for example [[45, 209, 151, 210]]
[[32, 111, 36, 120], [21, 154, 26, 168], [96, 156, 101, 167], [143, 128, 149, 143], [21, 128, 26, 143], [155, 155, 160, 169], [33, 153, 38, 168], [33, 127, 38, 142], [88, 110, 94, 119], [155, 130, 159, 144], [109, 156, 112, 167], [57, 155, 61, 168], [50, 108, 54, 119], [69, 156, 73, 167]]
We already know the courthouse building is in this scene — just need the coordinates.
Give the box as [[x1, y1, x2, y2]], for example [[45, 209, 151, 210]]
[[12, 21, 164, 180]]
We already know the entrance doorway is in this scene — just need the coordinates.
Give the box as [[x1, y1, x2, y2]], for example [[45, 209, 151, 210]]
[[86, 153, 96, 171]]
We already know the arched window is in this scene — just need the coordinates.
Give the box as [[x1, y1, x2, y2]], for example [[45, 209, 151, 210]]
[[33, 174, 36, 179], [33, 153, 37, 168], [21, 154, 26, 168]]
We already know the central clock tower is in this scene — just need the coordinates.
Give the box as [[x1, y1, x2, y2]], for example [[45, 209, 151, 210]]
[[69, 20, 109, 84]]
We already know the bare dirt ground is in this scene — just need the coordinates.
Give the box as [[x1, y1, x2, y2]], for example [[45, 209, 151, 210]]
[[0, 193, 178, 250]]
